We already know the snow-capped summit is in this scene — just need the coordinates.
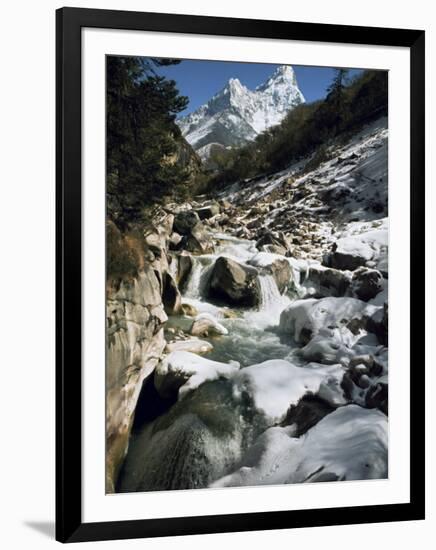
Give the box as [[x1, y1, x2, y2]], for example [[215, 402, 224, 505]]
[[178, 65, 305, 155], [256, 65, 298, 91]]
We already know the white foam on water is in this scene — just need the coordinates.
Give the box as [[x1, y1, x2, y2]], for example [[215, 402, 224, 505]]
[[183, 255, 216, 299], [246, 274, 291, 329]]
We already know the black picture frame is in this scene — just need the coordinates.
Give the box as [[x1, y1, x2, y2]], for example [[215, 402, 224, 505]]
[[56, 6, 425, 543]]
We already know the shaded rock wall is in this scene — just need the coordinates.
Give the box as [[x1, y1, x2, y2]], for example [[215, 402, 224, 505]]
[[106, 211, 175, 492]]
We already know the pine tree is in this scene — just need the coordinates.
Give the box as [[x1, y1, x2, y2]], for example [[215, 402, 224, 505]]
[[321, 68, 350, 134], [107, 56, 189, 227], [326, 69, 349, 105]]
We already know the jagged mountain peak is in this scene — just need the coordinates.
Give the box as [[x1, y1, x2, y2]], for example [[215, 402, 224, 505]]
[[257, 65, 298, 90], [228, 77, 244, 89], [178, 65, 305, 154], [221, 77, 249, 102]]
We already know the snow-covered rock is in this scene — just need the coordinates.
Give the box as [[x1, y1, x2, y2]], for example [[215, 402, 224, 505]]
[[211, 405, 388, 487], [325, 219, 388, 273], [279, 296, 377, 344], [232, 359, 346, 423], [350, 266, 384, 301], [302, 264, 351, 298], [154, 351, 239, 399], [190, 312, 229, 336], [178, 66, 304, 153], [299, 329, 355, 365]]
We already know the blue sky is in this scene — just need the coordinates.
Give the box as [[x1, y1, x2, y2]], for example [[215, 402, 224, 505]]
[[153, 59, 363, 115]]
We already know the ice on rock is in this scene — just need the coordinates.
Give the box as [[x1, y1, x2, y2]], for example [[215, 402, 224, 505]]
[[232, 359, 346, 423], [212, 405, 388, 487], [279, 296, 377, 344], [328, 218, 388, 273], [248, 251, 286, 268], [299, 328, 356, 365]]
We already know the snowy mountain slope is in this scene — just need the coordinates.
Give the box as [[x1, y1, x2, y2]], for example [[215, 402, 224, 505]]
[[217, 117, 388, 262], [178, 65, 305, 152]]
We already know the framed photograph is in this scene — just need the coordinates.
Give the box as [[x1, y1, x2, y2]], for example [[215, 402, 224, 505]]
[[56, 7, 425, 543]]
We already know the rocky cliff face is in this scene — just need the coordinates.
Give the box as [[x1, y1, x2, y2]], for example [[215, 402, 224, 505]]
[[163, 135, 202, 180], [106, 210, 175, 492]]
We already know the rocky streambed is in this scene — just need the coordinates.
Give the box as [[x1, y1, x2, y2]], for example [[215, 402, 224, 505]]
[[108, 119, 389, 493]]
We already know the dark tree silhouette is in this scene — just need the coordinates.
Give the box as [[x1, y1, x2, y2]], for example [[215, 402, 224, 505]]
[[107, 56, 189, 227]]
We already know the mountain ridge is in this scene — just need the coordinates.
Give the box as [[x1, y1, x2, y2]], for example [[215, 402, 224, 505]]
[[178, 65, 305, 156]]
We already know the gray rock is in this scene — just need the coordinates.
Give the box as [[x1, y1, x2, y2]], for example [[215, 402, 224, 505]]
[[219, 198, 233, 210], [208, 256, 260, 307], [256, 231, 290, 254], [305, 266, 351, 297], [366, 381, 388, 415], [190, 314, 228, 337], [184, 223, 214, 254], [195, 202, 220, 220], [323, 241, 368, 271], [169, 232, 183, 250], [173, 210, 200, 235], [106, 269, 167, 493], [367, 302, 388, 345], [351, 267, 383, 301], [180, 302, 198, 317], [262, 243, 287, 256], [269, 258, 292, 294], [162, 272, 182, 316], [281, 395, 336, 436], [165, 339, 213, 354], [177, 252, 193, 289]]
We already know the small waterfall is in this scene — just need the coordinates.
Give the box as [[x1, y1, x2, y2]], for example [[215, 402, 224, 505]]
[[248, 274, 291, 329], [184, 256, 216, 300], [259, 274, 283, 310], [184, 257, 203, 298]]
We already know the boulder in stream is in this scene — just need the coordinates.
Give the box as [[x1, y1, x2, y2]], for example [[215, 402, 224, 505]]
[[279, 297, 374, 345], [190, 312, 228, 337], [208, 256, 260, 307], [180, 302, 198, 317], [154, 351, 239, 399], [269, 258, 292, 294], [165, 338, 213, 355], [304, 265, 351, 298]]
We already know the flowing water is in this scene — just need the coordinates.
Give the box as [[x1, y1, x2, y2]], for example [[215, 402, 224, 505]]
[[118, 233, 299, 493]]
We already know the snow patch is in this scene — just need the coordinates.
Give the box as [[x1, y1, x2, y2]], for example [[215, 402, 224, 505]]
[[232, 359, 346, 423], [212, 405, 388, 487]]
